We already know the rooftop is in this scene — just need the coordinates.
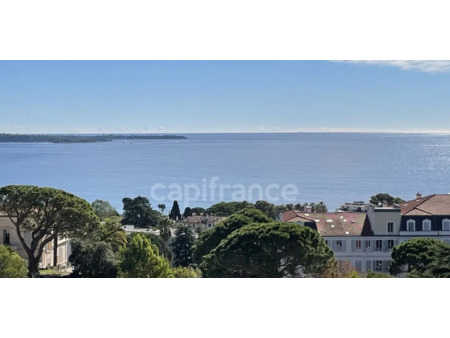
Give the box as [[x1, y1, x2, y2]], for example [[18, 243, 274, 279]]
[[400, 194, 450, 216]]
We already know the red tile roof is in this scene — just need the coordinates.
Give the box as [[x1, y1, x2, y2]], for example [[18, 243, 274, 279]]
[[400, 194, 450, 216], [280, 210, 369, 236]]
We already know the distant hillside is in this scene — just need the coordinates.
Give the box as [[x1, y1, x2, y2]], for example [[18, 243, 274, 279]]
[[0, 134, 187, 143]]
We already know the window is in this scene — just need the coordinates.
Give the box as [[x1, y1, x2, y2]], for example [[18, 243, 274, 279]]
[[407, 220, 416, 232], [387, 222, 394, 233], [387, 240, 394, 249], [375, 260, 383, 272], [422, 219, 431, 231], [366, 240, 372, 251], [2, 230, 10, 245], [376, 240, 383, 251], [443, 219, 450, 231], [336, 240, 343, 251], [355, 261, 362, 272], [366, 260, 371, 271], [355, 240, 361, 250]]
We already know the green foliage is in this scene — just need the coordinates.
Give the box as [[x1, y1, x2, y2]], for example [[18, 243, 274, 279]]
[[202, 222, 336, 278], [421, 245, 450, 278], [192, 208, 271, 266], [366, 270, 391, 278], [171, 266, 200, 278], [122, 196, 161, 228], [254, 200, 276, 218], [191, 207, 206, 215], [183, 207, 193, 218], [132, 232, 174, 263], [118, 234, 173, 278], [171, 226, 196, 267], [69, 240, 118, 278], [169, 200, 181, 220], [91, 200, 119, 220], [0, 245, 28, 278], [157, 204, 166, 213], [370, 193, 404, 206], [0, 185, 99, 276], [156, 217, 173, 242], [95, 216, 127, 252], [389, 238, 449, 276], [205, 201, 254, 217]]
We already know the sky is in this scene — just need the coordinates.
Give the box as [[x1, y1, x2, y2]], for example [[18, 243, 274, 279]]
[[1, 60, 450, 134]]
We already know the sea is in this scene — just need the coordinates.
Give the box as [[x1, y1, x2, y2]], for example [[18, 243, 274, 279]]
[[1, 133, 450, 213]]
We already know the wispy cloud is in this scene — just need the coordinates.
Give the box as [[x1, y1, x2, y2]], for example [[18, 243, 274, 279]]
[[338, 60, 450, 73]]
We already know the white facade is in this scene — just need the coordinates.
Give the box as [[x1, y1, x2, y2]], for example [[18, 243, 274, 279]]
[[0, 214, 71, 269]]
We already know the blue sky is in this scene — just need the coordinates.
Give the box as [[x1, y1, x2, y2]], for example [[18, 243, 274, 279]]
[[1, 60, 450, 133]]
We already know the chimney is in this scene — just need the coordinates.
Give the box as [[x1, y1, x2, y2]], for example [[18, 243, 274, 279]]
[[416, 193, 422, 200]]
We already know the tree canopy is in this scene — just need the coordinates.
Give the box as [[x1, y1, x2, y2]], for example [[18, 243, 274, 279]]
[[201, 222, 335, 278], [69, 240, 118, 278], [169, 200, 182, 220], [370, 193, 404, 206], [0, 185, 99, 276], [171, 226, 195, 267], [205, 201, 254, 216], [122, 196, 161, 228], [0, 244, 28, 278], [390, 238, 450, 277], [91, 200, 119, 220], [118, 234, 172, 278], [192, 208, 271, 266]]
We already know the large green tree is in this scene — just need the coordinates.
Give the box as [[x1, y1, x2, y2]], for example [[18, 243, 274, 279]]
[[0, 185, 99, 277], [254, 200, 276, 218], [202, 222, 335, 278], [370, 193, 404, 206], [389, 238, 449, 276], [122, 196, 161, 228], [118, 234, 172, 278], [192, 208, 271, 266], [205, 201, 254, 216], [91, 199, 119, 220], [95, 216, 127, 252], [128, 232, 174, 263], [0, 244, 28, 278], [169, 200, 182, 220], [69, 240, 118, 278], [171, 226, 195, 267], [156, 216, 173, 242]]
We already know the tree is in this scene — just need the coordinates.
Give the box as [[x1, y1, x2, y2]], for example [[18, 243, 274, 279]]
[[69, 240, 118, 278], [205, 201, 254, 216], [313, 201, 328, 213], [91, 199, 119, 220], [158, 204, 166, 214], [183, 207, 193, 218], [95, 216, 127, 252], [122, 196, 161, 228], [0, 185, 99, 277], [156, 217, 173, 242], [171, 226, 195, 267], [389, 238, 449, 276], [171, 266, 200, 278], [118, 234, 173, 278], [192, 208, 271, 266], [201, 222, 335, 278], [132, 233, 174, 263], [191, 207, 206, 215], [0, 244, 28, 278], [370, 193, 404, 206], [169, 200, 181, 221], [421, 245, 450, 278], [255, 200, 276, 218]]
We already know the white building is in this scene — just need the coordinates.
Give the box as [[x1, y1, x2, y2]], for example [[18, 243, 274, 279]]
[[280, 194, 450, 274], [0, 211, 71, 269]]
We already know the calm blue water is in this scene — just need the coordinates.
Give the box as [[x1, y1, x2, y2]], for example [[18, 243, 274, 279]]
[[1, 133, 450, 212]]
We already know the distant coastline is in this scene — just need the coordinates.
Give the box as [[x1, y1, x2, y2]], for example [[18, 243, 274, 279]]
[[0, 134, 187, 143]]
